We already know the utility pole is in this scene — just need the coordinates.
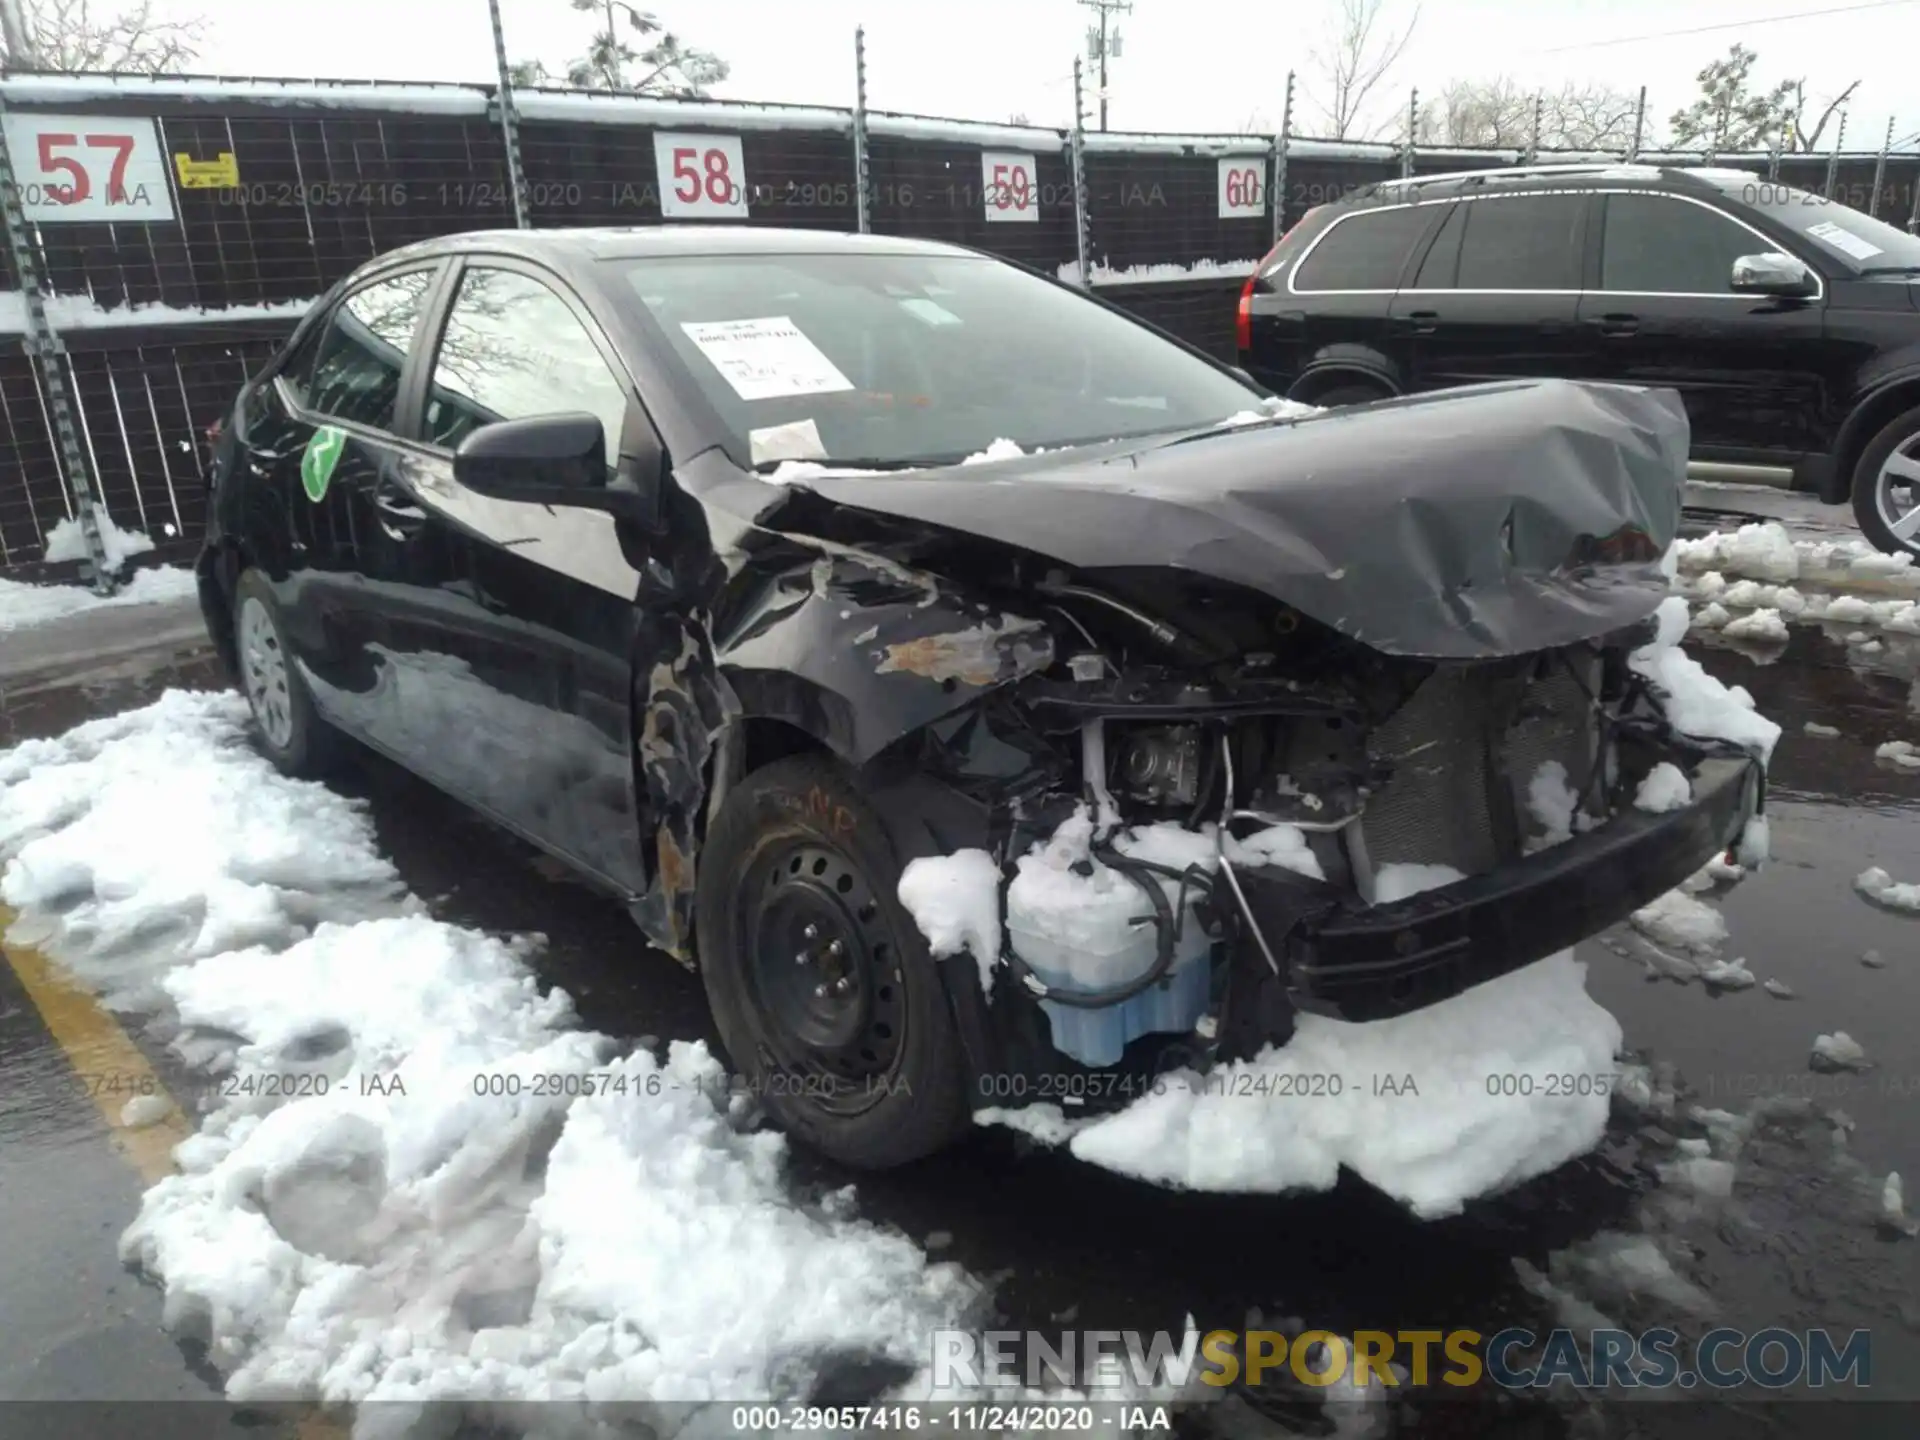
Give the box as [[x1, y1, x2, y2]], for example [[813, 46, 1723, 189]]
[[0, 0, 37, 67], [1078, 0, 1131, 131]]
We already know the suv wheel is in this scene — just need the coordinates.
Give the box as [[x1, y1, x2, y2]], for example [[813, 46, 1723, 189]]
[[694, 755, 971, 1170], [1851, 404, 1920, 560], [1309, 381, 1391, 408]]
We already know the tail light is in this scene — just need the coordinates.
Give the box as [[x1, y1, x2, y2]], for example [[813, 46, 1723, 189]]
[[1237, 205, 1329, 353]]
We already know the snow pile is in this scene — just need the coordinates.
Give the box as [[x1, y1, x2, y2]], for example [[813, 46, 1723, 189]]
[[42, 511, 162, 570], [1720, 606, 1789, 643], [1875, 740, 1920, 771], [1633, 763, 1692, 813], [1810, 1032, 1873, 1073], [898, 851, 1004, 995], [1690, 601, 1731, 630], [1629, 597, 1782, 761], [961, 437, 1026, 464], [0, 565, 199, 633], [1697, 958, 1756, 990], [1372, 862, 1467, 903], [1672, 523, 1798, 583], [1855, 866, 1920, 913], [1718, 580, 1807, 616], [1526, 760, 1582, 846], [1630, 889, 1728, 953], [983, 946, 1621, 1220], [0, 692, 989, 1410]]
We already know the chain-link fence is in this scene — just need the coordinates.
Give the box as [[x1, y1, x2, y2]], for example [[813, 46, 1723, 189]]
[[2, 65, 1917, 579]]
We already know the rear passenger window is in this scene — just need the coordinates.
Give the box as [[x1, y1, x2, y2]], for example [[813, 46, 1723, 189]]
[[1291, 205, 1433, 291], [1601, 193, 1758, 294], [296, 270, 435, 431], [1409, 203, 1466, 289], [1455, 194, 1586, 291]]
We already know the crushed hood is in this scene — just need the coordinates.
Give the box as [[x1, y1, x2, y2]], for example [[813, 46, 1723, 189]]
[[785, 378, 1688, 660]]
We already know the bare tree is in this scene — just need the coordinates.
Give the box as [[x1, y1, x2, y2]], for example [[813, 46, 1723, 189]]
[[1, 0, 204, 73], [1303, 0, 1418, 141], [1420, 78, 1645, 151], [511, 0, 727, 96], [1780, 77, 1858, 152]]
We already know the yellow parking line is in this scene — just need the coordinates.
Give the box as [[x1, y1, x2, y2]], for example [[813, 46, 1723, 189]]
[[0, 903, 350, 1438]]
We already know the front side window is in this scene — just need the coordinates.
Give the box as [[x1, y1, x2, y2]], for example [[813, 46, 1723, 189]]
[[1600, 194, 1760, 294], [1454, 194, 1586, 291], [1292, 205, 1433, 292], [618, 251, 1262, 469], [298, 269, 434, 430], [424, 267, 630, 463]]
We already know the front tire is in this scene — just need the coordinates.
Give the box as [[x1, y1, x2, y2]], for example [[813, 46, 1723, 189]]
[[1850, 404, 1920, 560], [232, 568, 343, 778], [694, 756, 971, 1169]]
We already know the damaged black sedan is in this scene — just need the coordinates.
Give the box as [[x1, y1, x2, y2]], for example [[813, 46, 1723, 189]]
[[196, 226, 1768, 1169]]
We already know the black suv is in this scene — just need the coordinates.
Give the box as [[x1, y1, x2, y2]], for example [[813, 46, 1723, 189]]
[[1237, 164, 1920, 558]]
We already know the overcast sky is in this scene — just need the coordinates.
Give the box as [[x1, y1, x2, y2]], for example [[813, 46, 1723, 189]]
[[161, 0, 1919, 146]]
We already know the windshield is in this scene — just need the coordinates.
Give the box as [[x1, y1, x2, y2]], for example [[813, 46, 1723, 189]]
[[615, 252, 1263, 469], [1709, 179, 1920, 272]]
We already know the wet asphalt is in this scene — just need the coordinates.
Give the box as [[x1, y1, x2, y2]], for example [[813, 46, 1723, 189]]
[[2, 507, 1919, 1437]]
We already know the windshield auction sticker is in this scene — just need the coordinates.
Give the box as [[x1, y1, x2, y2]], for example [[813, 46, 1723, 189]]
[[1806, 221, 1883, 261], [300, 425, 347, 503], [680, 316, 855, 401]]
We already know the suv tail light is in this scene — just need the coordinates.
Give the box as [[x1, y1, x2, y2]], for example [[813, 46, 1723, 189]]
[[1237, 205, 1329, 353]]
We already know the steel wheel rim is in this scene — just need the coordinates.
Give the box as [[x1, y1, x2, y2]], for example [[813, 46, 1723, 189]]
[[1875, 432, 1920, 551], [238, 595, 294, 750], [741, 838, 906, 1115]]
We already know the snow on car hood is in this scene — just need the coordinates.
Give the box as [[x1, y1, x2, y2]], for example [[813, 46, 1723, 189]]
[[786, 378, 1689, 660]]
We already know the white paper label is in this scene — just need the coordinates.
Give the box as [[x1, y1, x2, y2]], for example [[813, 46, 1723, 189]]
[[0, 114, 175, 222], [899, 297, 962, 327], [749, 417, 828, 465], [681, 316, 854, 400], [1807, 220, 1883, 260], [982, 151, 1039, 223], [654, 132, 749, 219], [1217, 157, 1266, 218]]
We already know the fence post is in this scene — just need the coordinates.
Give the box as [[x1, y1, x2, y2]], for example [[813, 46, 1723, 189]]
[[0, 96, 114, 594], [1070, 58, 1092, 288], [1823, 111, 1846, 200], [1868, 116, 1892, 218], [1768, 126, 1783, 181], [1271, 70, 1294, 246], [1523, 92, 1543, 166], [1909, 157, 1920, 235], [1400, 87, 1418, 179], [1625, 86, 1645, 162], [486, 0, 532, 228], [852, 27, 872, 233]]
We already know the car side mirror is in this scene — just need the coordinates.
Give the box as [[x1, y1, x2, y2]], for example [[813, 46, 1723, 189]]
[[1730, 252, 1817, 299], [454, 412, 612, 506]]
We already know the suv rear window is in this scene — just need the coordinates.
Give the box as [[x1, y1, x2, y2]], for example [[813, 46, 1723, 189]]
[[1291, 204, 1432, 292], [1454, 194, 1586, 291]]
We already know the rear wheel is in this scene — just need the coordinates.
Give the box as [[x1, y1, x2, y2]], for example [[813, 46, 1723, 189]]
[[694, 756, 971, 1169], [232, 568, 344, 778], [1851, 404, 1920, 560]]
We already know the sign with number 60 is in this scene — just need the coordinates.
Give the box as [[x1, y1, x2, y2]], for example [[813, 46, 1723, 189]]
[[653, 132, 749, 219], [982, 152, 1038, 223], [0, 113, 175, 222], [1217, 158, 1265, 219]]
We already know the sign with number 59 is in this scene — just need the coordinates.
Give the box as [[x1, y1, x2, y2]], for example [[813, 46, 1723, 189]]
[[653, 132, 748, 219], [0, 113, 175, 222], [982, 152, 1038, 223]]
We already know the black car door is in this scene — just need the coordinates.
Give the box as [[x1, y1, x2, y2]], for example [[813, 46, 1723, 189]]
[[1577, 190, 1830, 462], [377, 258, 652, 893], [1275, 200, 1444, 390], [241, 264, 442, 721], [1389, 191, 1592, 392]]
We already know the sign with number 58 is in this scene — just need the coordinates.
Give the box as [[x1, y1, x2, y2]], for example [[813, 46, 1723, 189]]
[[0, 113, 175, 222], [653, 132, 748, 219]]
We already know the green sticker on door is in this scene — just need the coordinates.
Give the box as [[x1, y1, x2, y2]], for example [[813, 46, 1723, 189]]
[[300, 425, 347, 503]]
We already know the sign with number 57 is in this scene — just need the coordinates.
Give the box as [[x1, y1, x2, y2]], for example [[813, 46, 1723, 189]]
[[654, 132, 748, 219], [0, 113, 175, 222]]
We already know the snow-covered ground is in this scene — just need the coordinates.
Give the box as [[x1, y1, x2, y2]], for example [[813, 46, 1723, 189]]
[[1674, 521, 1920, 643], [0, 565, 198, 632]]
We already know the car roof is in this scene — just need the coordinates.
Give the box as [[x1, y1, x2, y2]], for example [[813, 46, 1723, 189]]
[[373, 225, 983, 269], [1349, 162, 1763, 207]]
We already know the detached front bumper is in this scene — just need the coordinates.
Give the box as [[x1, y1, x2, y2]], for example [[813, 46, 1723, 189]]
[[1228, 753, 1764, 1026]]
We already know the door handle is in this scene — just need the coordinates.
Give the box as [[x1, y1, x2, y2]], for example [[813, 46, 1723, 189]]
[[1395, 309, 1439, 335], [372, 475, 426, 538], [1589, 313, 1640, 337]]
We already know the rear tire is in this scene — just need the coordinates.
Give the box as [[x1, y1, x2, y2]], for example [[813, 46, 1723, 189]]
[[694, 755, 971, 1169], [1306, 381, 1391, 408], [1850, 404, 1920, 561], [232, 568, 344, 778]]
